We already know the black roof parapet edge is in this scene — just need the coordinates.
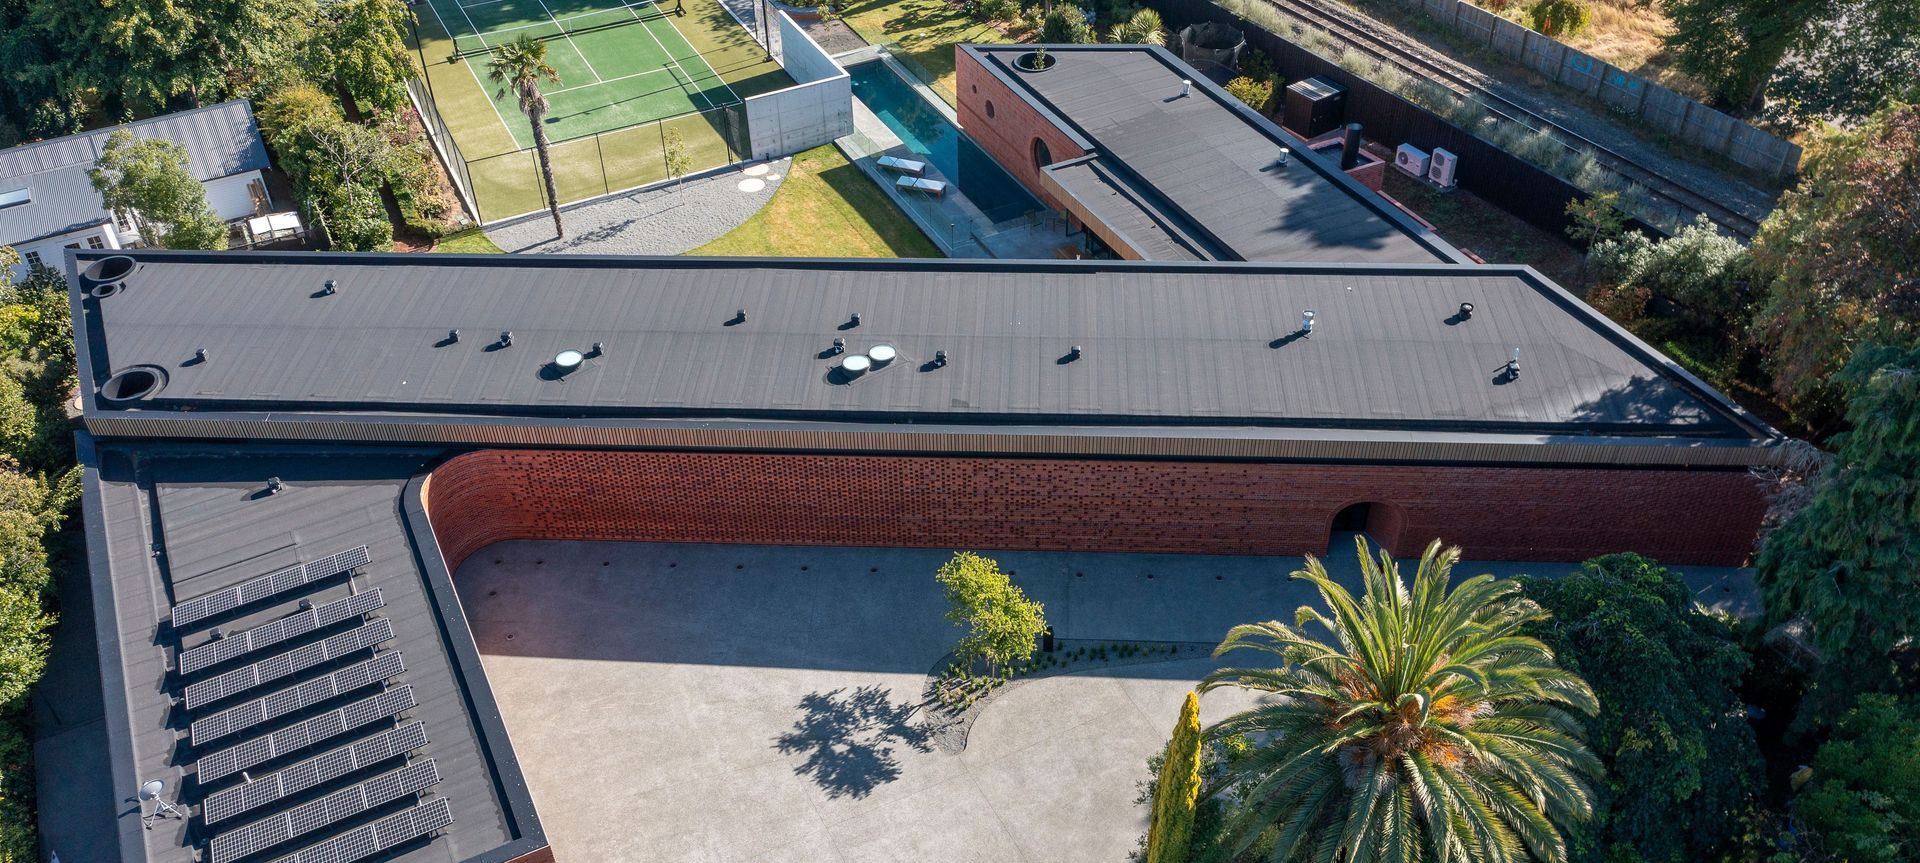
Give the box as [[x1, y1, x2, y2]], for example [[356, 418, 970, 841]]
[[76, 431, 152, 863], [399, 468, 549, 863], [960, 43, 1475, 267]]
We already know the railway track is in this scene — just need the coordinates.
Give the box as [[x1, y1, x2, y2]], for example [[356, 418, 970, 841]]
[[1256, 0, 1766, 237]]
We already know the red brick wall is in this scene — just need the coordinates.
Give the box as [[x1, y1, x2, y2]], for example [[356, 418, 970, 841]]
[[423, 450, 1765, 570], [505, 847, 554, 863], [955, 50, 1086, 213]]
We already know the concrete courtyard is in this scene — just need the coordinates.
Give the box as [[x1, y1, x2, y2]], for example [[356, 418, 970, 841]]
[[452, 539, 1754, 863]]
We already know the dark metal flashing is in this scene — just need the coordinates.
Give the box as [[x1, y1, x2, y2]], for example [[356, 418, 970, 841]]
[[961, 44, 1472, 266], [76, 433, 149, 862], [68, 250, 1776, 448]]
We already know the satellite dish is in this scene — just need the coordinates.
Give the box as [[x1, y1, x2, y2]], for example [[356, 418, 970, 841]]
[[139, 779, 165, 801]]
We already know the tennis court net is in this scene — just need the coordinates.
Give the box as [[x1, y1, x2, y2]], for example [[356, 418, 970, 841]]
[[449, 0, 682, 57]]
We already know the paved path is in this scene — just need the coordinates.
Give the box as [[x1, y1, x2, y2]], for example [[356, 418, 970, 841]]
[[485, 157, 790, 255], [454, 538, 1754, 863]]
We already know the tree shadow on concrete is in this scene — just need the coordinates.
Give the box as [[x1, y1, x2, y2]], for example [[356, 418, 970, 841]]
[[774, 685, 932, 799]]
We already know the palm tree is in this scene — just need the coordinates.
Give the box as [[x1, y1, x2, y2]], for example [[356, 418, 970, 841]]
[[1197, 538, 1601, 863], [487, 34, 564, 238], [1105, 8, 1166, 45]]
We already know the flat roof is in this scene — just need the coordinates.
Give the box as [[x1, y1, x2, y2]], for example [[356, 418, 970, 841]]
[[80, 443, 544, 863], [72, 251, 1771, 445], [965, 45, 1458, 265]]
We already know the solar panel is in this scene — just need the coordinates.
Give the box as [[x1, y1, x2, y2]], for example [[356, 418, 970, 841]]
[[171, 545, 372, 629], [191, 652, 405, 746], [185, 619, 394, 710], [261, 798, 452, 863], [203, 722, 429, 825], [209, 759, 441, 863], [179, 590, 385, 675], [195, 686, 416, 783]]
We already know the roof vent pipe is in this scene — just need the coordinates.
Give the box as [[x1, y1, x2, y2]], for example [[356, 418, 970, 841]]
[[499, 331, 513, 348], [1277, 147, 1290, 166], [1507, 347, 1521, 379], [1301, 308, 1316, 337], [1181, 79, 1191, 97], [1341, 123, 1363, 171]]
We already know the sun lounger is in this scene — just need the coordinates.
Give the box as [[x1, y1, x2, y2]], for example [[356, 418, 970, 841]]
[[876, 155, 927, 176], [896, 176, 946, 196]]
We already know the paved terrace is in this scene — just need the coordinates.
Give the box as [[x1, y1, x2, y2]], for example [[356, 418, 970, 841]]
[[455, 538, 1753, 863]]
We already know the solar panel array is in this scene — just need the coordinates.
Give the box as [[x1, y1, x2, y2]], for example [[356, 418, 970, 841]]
[[185, 619, 395, 709], [261, 798, 454, 863], [172, 545, 373, 628], [191, 652, 406, 746], [195, 686, 417, 783], [209, 759, 442, 863], [179, 589, 385, 675], [203, 721, 430, 825]]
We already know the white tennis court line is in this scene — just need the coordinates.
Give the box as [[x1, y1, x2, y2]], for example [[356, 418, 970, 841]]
[[545, 65, 677, 95], [421, 0, 521, 147], [629, 5, 741, 109], [533, 0, 607, 84]]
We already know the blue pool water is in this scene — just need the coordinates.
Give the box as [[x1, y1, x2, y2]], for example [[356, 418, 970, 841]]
[[848, 60, 1043, 224]]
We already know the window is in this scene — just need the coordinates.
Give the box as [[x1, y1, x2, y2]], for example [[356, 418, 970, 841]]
[[87, 235, 106, 249], [22, 251, 41, 268], [985, 100, 995, 119], [1032, 138, 1053, 169], [64, 242, 80, 250]]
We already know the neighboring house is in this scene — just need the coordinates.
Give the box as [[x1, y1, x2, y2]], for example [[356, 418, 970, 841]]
[[0, 100, 272, 278]]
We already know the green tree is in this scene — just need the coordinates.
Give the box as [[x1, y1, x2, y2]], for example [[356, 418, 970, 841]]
[[1223, 77, 1275, 113], [1768, 0, 1920, 127], [1756, 342, 1920, 719], [1748, 103, 1920, 410], [1793, 694, 1920, 862], [1198, 538, 1601, 863], [663, 127, 691, 188], [317, 0, 418, 113], [488, 34, 565, 238], [1147, 690, 1203, 863], [87, 129, 228, 250], [1106, 7, 1166, 44], [1662, 0, 1825, 111], [1588, 214, 1749, 326], [934, 552, 1046, 676], [1520, 554, 1763, 863], [26, 0, 314, 115], [1039, 7, 1097, 43], [1527, 0, 1592, 39], [1562, 192, 1628, 246], [258, 84, 395, 251]]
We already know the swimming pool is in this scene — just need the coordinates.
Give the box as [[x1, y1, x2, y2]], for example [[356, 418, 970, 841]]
[[848, 60, 1043, 224]]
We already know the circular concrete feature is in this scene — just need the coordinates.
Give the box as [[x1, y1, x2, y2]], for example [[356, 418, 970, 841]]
[[100, 365, 168, 402], [737, 178, 767, 193], [743, 164, 770, 177]]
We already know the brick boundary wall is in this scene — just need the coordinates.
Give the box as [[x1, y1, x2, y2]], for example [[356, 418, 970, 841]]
[[955, 50, 1087, 213], [422, 450, 1766, 570]]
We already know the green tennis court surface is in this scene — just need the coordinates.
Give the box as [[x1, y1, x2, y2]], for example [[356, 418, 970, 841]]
[[423, 0, 739, 149]]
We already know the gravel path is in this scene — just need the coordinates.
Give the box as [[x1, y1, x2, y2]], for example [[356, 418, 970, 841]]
[[484, 158, 791, 255]]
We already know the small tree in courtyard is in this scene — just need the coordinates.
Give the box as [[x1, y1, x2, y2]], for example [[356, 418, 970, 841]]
[[1145, 690, 1202, 863], [663, 128, 691, 189], [934, 552, 1046, 676]]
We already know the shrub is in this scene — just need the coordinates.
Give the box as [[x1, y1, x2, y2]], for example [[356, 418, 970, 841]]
[[1144, 691, 1201, 863], [1794, 694, 1920, 861], [1038, 6, 1096, 43], [1223, 76, 1275, 113], [1587, 215, 1749, 324], [1565, 191, 1629, 245], [1528, 0, 1592, 38]]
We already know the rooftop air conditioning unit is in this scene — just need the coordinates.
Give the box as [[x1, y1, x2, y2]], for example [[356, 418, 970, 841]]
[[1428, 148, 1459, 188], [1394, 144, 1430, 178]]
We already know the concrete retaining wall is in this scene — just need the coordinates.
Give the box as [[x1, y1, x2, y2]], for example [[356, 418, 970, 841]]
[[744, 11, 854, 160]]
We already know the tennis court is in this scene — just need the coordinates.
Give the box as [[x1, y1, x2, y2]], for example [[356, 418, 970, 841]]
[[410, 0, 793, 220]]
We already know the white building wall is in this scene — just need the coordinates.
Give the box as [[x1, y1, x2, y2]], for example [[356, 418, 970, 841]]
[[202, 171, 265, 220], [6, 223, 123, 281]]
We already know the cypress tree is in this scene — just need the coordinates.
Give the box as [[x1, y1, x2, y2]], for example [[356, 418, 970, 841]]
[[1146, 691, 1202, 863]]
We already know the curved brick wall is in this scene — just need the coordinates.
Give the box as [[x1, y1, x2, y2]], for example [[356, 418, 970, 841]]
[[422, 449, 1766, 571]]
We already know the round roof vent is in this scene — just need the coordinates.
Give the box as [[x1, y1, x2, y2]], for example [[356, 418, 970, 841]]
[[840, 354, 872, 376], [554, 349, 584, 370], [80, 255, 137, 298], [100, 365, 168, 402], [868, 344, 897, 367]]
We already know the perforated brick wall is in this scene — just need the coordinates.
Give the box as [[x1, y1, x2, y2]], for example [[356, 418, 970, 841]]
[[423, 450, 1765, 570]]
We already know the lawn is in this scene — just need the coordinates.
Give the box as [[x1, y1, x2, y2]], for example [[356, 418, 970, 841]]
[[689, 145, 942, 256], [837, 0, 1018, 103], [433, 228, 506, 253]]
